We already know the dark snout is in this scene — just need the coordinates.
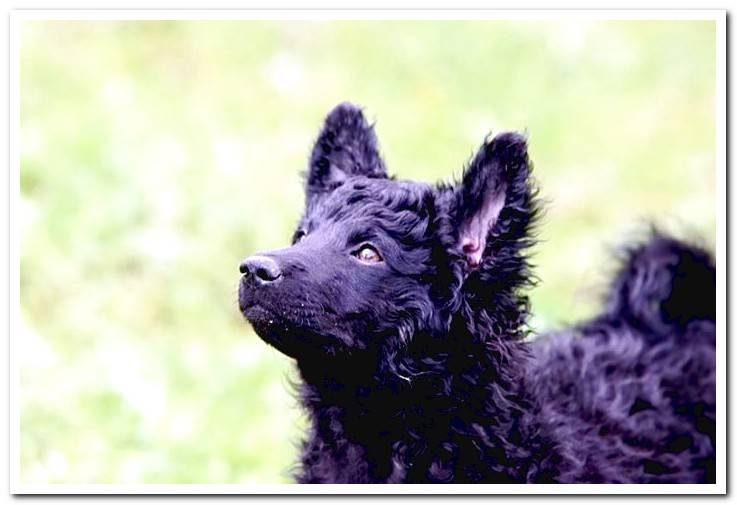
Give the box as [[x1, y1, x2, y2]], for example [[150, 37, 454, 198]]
[[237, 240, 360, 358], [237, 250, 313, 358], [238, 253, 284, 330], [239, 255, 282, 285], [238, 252, 288, 323]]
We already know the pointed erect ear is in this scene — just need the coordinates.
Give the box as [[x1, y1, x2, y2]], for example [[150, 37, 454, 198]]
[[455, 132, 534, 269], [305, 102, 387, 203]]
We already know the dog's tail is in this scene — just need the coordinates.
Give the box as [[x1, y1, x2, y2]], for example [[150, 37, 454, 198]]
[[603, 231, 716, 343]]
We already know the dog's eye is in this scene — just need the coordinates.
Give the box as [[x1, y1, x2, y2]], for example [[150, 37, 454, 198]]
[[292, 229, 306, 245], [353, 244, 382, 264]]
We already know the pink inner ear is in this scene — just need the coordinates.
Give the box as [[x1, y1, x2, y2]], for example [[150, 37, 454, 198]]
[[459, 188, 506, 268], [461, 237, 482, 268]]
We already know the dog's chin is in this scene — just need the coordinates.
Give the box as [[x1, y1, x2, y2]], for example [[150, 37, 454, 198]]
[[241, 304, 302, 358], [241, 302, 348, 360]]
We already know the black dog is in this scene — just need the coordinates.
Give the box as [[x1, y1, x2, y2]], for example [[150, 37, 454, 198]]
[[238, 103, 716, 483]]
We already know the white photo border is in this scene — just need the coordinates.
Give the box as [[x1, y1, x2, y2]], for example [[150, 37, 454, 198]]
[[8, 8, 727, 495]]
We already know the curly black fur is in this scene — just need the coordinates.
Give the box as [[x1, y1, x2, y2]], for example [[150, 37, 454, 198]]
[[237, 102, 716, 483]]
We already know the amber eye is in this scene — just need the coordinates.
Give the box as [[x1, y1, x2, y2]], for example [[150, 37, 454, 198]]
[[354, 244, 382, 264], [292, 229, 306, 245]]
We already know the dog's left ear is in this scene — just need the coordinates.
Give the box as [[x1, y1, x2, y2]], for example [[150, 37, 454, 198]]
[[454, 132, 534, 268], [305, 102, 387, 204]]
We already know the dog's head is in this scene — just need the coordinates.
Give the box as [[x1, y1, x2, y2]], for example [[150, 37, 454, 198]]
[[238, 103, 537, 364]]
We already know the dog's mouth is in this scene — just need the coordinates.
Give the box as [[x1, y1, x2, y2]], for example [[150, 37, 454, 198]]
[[240, 295, 348, 360], [240, 303, 300, 357], [238, 276, 362, 359]]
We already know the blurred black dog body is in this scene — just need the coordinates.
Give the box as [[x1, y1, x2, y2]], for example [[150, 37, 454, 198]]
[[238, 103, 716, 483]]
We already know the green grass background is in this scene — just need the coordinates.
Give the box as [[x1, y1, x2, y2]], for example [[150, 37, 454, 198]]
[[20, 20, 716, 484]]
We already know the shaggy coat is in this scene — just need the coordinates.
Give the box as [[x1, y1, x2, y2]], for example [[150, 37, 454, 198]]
[[238, 103, 716, 483]]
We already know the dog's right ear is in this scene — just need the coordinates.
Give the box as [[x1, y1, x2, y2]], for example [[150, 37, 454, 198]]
[[305, 102, 387, 204], [453, 132, 536, 270]]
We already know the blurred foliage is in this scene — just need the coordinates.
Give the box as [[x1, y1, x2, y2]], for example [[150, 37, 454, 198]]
[[20, 20, 716, 483]]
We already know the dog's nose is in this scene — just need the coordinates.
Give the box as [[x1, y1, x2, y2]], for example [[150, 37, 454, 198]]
[[239, 255, 282, 284]]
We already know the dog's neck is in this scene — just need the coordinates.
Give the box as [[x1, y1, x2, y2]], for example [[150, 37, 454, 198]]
[[294, 315, 550, 483]]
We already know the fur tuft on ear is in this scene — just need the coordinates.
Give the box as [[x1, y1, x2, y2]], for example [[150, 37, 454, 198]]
[[305, 102, 387, 204], [455, 131, 534, 269]]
